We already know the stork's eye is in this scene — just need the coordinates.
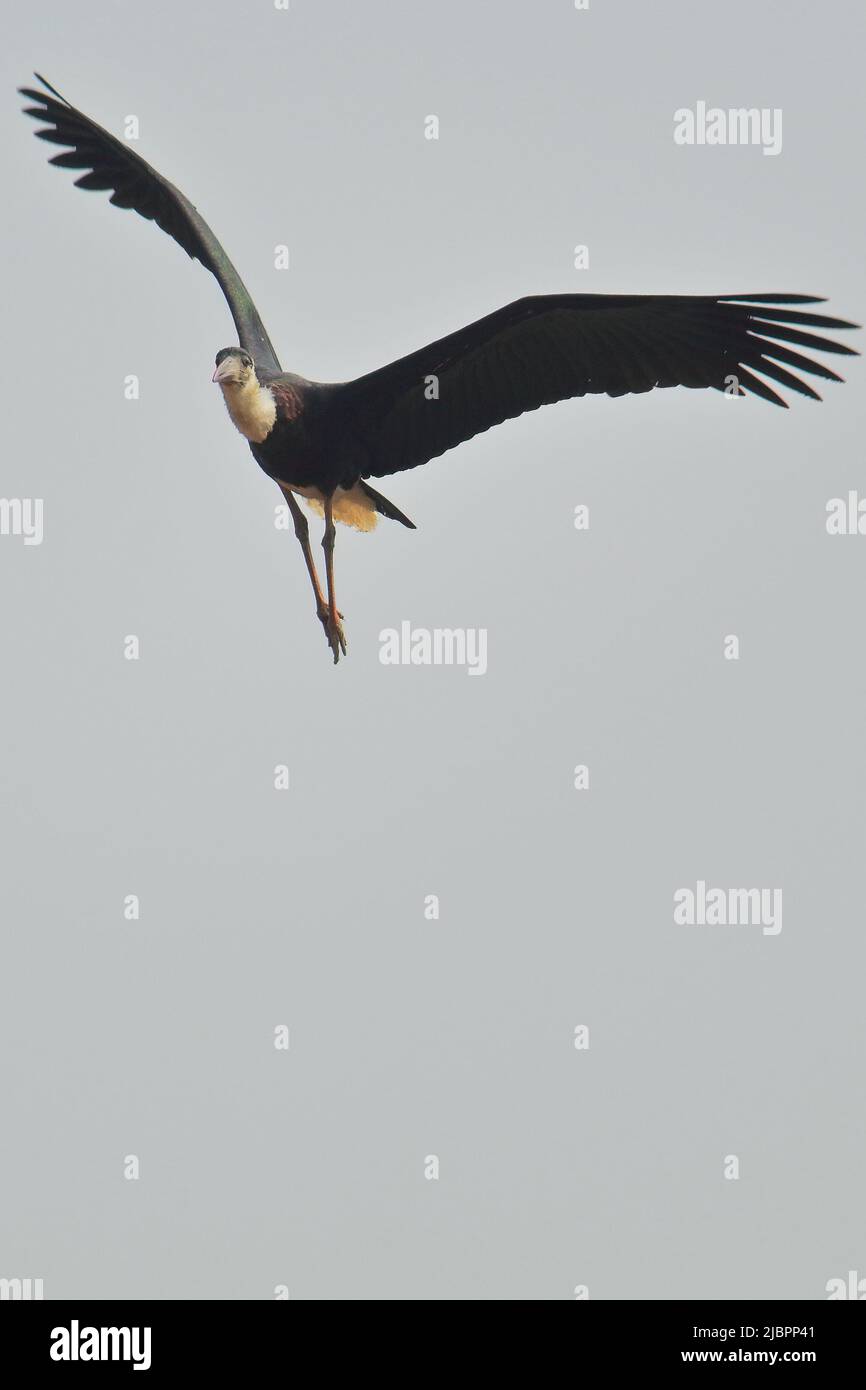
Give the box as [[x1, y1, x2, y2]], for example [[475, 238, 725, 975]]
[[242, 355, 252, 368]]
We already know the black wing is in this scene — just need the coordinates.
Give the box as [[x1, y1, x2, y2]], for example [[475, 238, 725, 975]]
[[338, 293, 858, 479], [19, 74, 281, 374]]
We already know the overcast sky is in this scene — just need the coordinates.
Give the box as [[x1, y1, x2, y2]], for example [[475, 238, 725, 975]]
[[1, 0, 864, 1299]]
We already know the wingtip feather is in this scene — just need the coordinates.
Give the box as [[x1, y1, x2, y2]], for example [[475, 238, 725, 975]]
[[33, 72, 67, 102]]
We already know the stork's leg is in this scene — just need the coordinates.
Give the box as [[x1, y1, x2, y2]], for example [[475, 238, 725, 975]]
[[321, 494, 347, 663], [278, 484, 340, 649]]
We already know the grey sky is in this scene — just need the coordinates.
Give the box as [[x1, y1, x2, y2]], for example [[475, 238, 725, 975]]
[[1, 0, 864, 1299]]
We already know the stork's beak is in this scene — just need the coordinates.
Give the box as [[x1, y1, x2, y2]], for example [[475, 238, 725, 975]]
[[212, 359, 236, 385]]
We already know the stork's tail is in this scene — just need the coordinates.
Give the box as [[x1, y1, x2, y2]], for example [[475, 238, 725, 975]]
[[360, 481, 416, 529]]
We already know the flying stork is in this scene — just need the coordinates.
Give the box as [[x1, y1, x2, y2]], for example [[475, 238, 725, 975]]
[[20, 75, 858, 663]]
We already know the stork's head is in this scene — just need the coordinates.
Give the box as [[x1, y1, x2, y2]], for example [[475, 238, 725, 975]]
[[212, 346, 254, 387]]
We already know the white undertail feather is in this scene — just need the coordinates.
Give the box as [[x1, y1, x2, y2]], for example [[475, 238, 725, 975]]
[[219, 375, 277, 443], [291, 483, 379, 533]]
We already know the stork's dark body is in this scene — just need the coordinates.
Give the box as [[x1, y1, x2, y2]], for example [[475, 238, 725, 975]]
[[250, 374, 351, 494], [239, 371, 413, 526]]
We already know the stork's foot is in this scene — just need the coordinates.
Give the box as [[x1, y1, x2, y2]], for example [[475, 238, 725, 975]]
[[318, 605, 347, 663]]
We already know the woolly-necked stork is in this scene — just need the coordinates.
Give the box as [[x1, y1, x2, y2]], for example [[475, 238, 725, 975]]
[[20, 75, 858, 663]]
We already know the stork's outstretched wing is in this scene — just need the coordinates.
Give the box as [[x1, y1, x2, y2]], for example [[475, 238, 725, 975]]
[[19, 74, 281, 374], [340, 294, 859, 479]]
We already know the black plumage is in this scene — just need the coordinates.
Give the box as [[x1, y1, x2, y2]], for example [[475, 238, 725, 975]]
[[20, 74, 859, 663]]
